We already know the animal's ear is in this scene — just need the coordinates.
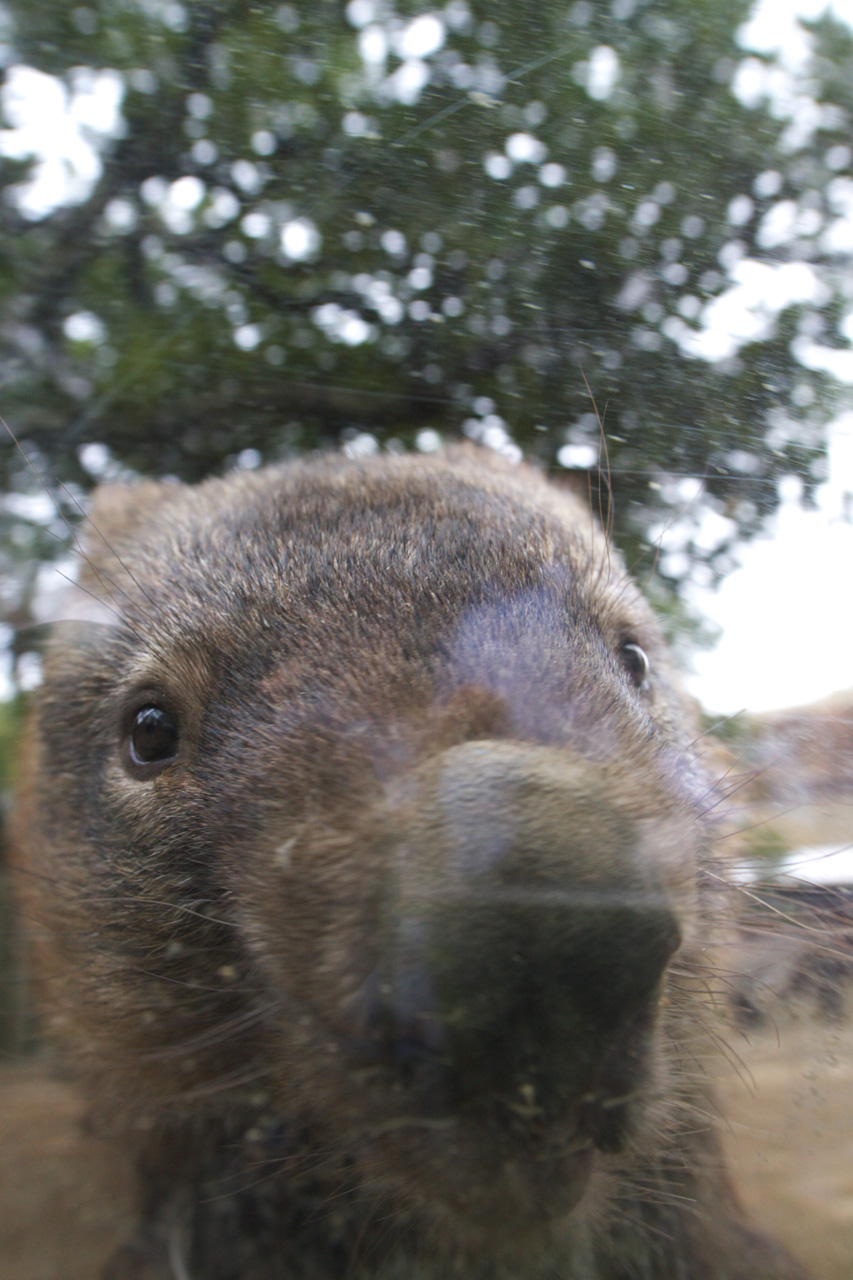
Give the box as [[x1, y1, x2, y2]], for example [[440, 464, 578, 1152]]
[[65, 480, 190, 616], [33, 481, 190, 627], [85, 479, 187, 547]]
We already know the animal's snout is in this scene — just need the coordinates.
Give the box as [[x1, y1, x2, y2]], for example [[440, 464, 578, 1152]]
[[353, 741, 686, 1143]]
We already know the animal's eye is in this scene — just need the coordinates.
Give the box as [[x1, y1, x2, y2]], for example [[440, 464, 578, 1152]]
[[619, 643, 650, 690], [128, 705, 180, 769]]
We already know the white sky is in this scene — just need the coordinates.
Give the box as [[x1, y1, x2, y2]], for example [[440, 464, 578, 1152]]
[[1, 0, 853, 717], [680, 0, 853, 715], [685, 416, 853, 713]]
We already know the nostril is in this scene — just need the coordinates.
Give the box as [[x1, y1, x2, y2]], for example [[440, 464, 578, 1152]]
[[388, 1029, 443, 1066], [389, 886, 683, 1127], [339, 939, 446, 1066], [573, 1004, 663, 1152]]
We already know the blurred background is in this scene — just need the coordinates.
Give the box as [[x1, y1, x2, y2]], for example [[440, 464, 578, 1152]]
[[1, 2, 853, 1275]]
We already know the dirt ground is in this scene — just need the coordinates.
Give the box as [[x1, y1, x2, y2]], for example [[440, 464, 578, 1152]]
[[1, 1023, 852, 1280], [717, 1019, 853, 1280], [0, 1060, 138, 1280]]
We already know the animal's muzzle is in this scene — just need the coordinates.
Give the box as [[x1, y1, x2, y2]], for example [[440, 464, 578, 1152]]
[[348, 740, 685, 1147]]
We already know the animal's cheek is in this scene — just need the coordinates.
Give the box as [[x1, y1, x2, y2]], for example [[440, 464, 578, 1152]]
[[228, 816, 393, 1022]]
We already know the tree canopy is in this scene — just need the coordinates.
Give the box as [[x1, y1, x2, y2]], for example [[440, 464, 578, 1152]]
[[1, 0, 852, 628]]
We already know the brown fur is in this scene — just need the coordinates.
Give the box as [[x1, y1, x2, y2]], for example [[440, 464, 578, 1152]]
[[11, 448, 808, 1279]]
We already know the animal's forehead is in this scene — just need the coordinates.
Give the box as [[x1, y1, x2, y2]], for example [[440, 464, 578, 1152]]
[[216, 465, 591, 554], [147, 511, 606, 637], [123, 471, 590, 601], [87, 456, 653, 662]]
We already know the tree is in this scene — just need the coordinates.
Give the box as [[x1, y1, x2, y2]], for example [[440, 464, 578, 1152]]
[[0, 0, 851, 616]]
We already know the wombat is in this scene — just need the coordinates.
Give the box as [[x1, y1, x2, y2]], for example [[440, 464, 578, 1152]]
[[11, 447, 808, 1280]]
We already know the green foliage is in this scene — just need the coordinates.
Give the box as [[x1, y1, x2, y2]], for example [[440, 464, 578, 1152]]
[[0, 693, 23, 790], [737, 822, 794, 867], [0, 694, 26, 1053], [0, 0, 851, 620]]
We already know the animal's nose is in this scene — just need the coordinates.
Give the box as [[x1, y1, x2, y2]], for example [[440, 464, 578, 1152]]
[[352, 741, 685, 1141]]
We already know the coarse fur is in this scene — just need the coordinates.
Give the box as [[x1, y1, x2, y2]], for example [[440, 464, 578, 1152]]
[[11, 447, 808, 1279]]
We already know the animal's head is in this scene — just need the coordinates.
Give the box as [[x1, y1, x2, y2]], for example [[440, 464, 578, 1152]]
[[14, 448, 714, 1246]]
